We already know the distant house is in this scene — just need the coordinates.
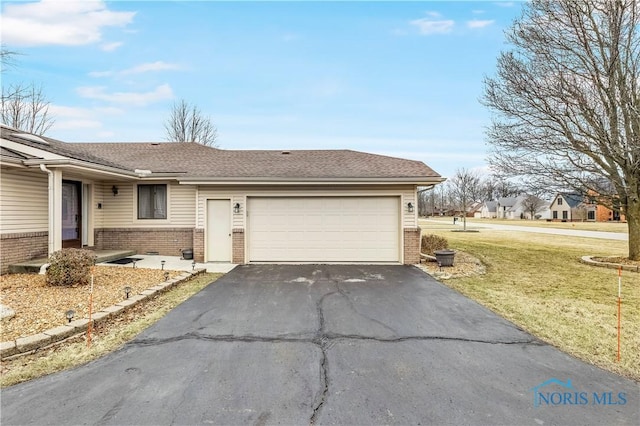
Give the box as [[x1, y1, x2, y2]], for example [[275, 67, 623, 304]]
[[478, 201, 497, 218], [549, 193, 583, 221], [468, 201, 483, 218], [496, 196, 520, 219], [548, 192, 624, 222]]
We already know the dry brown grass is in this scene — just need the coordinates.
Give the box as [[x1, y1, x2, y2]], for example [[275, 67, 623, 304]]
[[421, 227, 639, 381], [1, 273, 220, 387]]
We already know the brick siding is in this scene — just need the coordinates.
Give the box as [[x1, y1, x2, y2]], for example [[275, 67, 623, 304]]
[[403, 228, 421, 265], [193, 228, 205, 262], [1, 232, 48, 275], [232, 229, 245, 264], [94, 228, 193, 257]]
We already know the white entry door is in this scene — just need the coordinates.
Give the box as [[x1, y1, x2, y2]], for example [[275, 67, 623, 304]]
[[206, 199, 232, 262]]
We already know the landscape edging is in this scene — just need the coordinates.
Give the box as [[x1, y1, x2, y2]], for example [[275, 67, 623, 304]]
[[580, 256, 640, 273], [0, 268, 206, 360]]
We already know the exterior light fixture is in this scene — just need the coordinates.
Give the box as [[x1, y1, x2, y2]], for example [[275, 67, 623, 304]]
[[192, 260, 196, 271], [161, 260, 166, 270], [164, 271, 170, 281], [124, 286, 132, 299], [233, 203, 241, 214], [111, 185, 119, 196], [407, 202, 414, 213], [65, 309, 75, 323]]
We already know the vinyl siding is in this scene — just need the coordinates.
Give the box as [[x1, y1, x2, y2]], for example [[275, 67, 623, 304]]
[[98, 181, 196, 228], [196, 185, 418, 229], [0, 167, 48, 233]]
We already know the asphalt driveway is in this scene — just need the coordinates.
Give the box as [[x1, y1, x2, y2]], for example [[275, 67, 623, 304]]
[[1, 265, 638, 425]]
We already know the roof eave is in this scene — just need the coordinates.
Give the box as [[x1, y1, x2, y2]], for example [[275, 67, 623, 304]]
[[23, 159, 141, 180], [177, 176, 445, 185]]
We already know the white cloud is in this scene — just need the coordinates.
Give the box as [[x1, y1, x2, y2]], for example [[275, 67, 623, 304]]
[[410, 17, 455, 35], [1, 0, 135, 46], [76, 84, 174, 106], [55, 119, 103, 130], [121, 61, 182, 75], [88, 61, 182, 78], [467, 20, 495, 29], [88, 70, 115, 78], [101, 41, 123, 52]]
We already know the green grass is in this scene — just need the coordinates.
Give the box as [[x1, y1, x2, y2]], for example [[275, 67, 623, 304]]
[[423, 228, 639, 381], [1, 273, 221, 387]]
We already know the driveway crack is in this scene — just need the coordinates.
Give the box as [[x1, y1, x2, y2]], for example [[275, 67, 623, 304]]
[[309, 290, 333, 425]]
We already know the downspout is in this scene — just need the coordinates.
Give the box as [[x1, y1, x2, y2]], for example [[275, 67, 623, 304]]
[[40, 164, 54, 255]]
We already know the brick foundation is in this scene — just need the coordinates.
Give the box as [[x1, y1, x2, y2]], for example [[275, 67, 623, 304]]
[[95, 228, 194, 257], [403, 227, 421, 265], [193, 228, 204, 262], [232, 229, 245, 264], [0, 232, 49, 274]]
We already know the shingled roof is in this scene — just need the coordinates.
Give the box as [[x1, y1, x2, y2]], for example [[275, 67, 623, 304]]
[[1, 125, 441, 182], [69, 142, 440, 180]]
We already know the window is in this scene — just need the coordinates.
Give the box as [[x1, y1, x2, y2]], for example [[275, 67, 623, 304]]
[[562, 211, 568, 220], [557, 198, 563, 206], [588, 210, 595, 220], [553, 211, 558, 219], [138, 184, 167, 219]]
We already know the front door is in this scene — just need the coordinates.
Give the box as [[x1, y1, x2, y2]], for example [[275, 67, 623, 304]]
[[62, 180, 82, 248], [206, 199, 231, 262]]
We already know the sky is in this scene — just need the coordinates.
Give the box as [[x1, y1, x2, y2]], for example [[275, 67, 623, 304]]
[[1, 0, 525, 179]]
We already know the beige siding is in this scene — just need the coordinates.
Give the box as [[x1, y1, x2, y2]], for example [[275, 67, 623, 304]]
[[0, 167, 48, 233], [197, 185, 417, 229], [170, 184, 197, 226], [98, 181, 195, 228]]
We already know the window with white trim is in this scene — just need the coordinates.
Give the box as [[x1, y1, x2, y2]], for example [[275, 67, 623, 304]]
[[138, 184, 167, 219]]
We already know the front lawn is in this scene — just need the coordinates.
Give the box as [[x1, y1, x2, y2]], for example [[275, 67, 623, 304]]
[[421, 225, 639, 381]]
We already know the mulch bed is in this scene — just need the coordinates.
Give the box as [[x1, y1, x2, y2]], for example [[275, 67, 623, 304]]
[[416, 250, 486, 279], [0, 267, 182, 342]]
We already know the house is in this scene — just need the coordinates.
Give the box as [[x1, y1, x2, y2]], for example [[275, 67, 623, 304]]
[[467, 201, 483, 218], [0, 125, 443, 273], [549, 192, 625, 222], [496, 197, 519, 219], [478, 201, 497, 219]]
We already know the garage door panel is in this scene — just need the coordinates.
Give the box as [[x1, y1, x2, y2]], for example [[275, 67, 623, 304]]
[[248, 197, 400, 262]]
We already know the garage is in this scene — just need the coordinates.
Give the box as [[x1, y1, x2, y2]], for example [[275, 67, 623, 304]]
[[247, 196, 401, 262]]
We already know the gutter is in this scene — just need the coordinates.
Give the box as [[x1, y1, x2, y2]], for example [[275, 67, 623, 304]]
[[177, 177, 446, 185]]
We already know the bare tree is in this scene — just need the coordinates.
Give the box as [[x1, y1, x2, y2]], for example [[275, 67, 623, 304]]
[[449, 168, 482, 230], [1, 45, 20, 72], [165, 99, 218, 147], [1, 83, 54, 135], [521, 194, 546, 220], [483, 0, 640, 260]]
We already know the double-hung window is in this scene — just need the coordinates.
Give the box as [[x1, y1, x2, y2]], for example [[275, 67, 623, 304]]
[[138, 184, 167, 219]]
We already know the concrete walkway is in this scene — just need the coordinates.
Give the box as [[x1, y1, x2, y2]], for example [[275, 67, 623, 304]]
[[421, 219, 629, 241], [97, 254, 237, 274]]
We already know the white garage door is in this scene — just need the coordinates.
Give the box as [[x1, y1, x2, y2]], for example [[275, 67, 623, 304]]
[[247, 197, 400, 262]]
